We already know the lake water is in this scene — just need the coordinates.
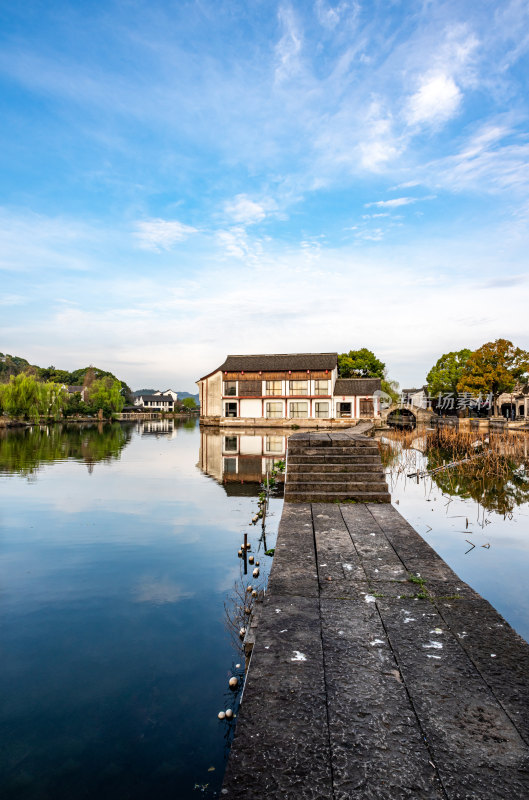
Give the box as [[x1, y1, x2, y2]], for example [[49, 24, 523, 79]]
[[1, 420, 528, 799], [0, 420, 285, 800]]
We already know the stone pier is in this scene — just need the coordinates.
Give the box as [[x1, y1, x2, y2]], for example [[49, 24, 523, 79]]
[[222, 426, 529, 798]]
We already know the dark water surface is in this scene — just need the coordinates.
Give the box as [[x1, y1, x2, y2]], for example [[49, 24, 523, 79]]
[[0, 421, 285, 800]]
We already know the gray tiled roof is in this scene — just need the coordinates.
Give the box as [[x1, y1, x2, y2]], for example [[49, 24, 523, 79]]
[[333, 378, 381, 396], [216, 353, 338, 373], [137, 395, 174, 402]]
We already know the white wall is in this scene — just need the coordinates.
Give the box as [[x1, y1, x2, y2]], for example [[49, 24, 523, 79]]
[[239, 398, 263, 418]]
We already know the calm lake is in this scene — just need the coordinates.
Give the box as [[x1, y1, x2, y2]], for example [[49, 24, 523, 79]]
[[1, 420, 528, 799]]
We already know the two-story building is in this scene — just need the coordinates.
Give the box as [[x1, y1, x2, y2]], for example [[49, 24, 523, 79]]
[[134, 393, 175, 412], [197, 353, 382, 427]]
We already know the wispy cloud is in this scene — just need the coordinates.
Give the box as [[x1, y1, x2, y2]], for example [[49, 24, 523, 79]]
[[275, 5, 303, 82], [365, 197, 418, 209], [134, 219, 197, 251]]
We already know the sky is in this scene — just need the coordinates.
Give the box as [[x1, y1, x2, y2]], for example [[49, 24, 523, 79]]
[[1, 0, 529, 392]]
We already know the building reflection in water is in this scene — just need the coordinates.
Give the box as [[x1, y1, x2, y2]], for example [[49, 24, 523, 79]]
[[136, 419, 179, 439], [198, 428, 292, 495]]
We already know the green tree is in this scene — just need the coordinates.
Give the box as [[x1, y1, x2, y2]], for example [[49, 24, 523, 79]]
[[426, 349, 472, 398], [338, 348, 385, 378], [0, 373, 67, 421], [457, 339, 529, 412], [381, 378, 400, 403], [182, 397, 197, 411], [85, 377, 125, 417], [64, 391, 91, 417]]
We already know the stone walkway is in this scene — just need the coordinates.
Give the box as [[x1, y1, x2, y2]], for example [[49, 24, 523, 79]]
[[222, 502, 529, 799]]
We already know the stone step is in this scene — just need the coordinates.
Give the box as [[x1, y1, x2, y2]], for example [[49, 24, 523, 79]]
[[287, 463, 384, 474], [288, 453, 381, 464], [288, 445, 380, 456], [284, 490, 391, 503], [287, 471, 386, 483], [288, 439, 377, 451], [286, 480, 389, 492]]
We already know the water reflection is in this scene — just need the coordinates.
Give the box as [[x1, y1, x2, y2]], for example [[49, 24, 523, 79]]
[[198, 428, 291, 495], [381, 429, 529, 516], [0, 420, 282, 800], [380, 429, 529, 640], [427, 450, 529, 516], [0, 422, 131, 477]]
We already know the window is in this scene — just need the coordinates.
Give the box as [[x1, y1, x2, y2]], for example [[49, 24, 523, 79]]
[[266, 380, 282, 396], [289, 380, 308, 395], [224, 436, 238, 452], [338, 402, 351, 418], [289, 402, 308, 418], [266, 402, 283, 419], [224, 457, 237, 474], [225, 402, 238, 417], [314, 380, 329, 395], [315, 402, 329, 418], [224, 381, 237, 396], [238, 380, 262, 396], [265, 436, 284, 453]]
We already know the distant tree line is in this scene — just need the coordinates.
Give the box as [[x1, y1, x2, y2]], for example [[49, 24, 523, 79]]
[[0, 352, 133, 402], [0, 371, 125, 422], [426, 339, 529, 413]]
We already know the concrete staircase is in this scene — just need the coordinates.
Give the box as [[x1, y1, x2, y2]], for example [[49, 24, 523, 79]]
[[284, 429, 390, 503]]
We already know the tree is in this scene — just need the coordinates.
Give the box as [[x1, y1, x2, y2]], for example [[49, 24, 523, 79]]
[[85, 376, 124, 417], [0, 373, 67, 421], [457, 339, 529, 413], [381, 378, 400, 403], [426, 349, 472, 397], [338, 348, 385, 378], [182, 397, 197, 411]]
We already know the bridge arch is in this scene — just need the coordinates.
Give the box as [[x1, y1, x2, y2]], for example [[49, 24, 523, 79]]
[[381, 404, 437, 426]]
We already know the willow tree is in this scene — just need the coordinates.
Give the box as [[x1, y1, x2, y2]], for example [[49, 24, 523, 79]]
[[85, 376, 124, 417], [0, 373, 67, 421]]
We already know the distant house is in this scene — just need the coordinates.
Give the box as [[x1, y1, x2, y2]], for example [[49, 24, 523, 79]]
[[496, 384, 529, 420], [134, 394, 175, 411], [66, 385, 88, 402], [154, 389, 179, 402], [196, 353, 382, 426], [401, 387, 429, 409]]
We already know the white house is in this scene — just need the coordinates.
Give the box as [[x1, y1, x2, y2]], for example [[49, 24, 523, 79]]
[[196, 353, 382, 427], [154, 389, 179, 402], [134, 393, 175, 411]]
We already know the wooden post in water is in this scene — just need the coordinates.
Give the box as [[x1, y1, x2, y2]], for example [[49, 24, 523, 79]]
[[243, 532, 248, 575]]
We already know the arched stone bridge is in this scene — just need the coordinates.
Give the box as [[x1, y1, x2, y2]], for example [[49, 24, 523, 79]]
[[380, 404, 438, 425]]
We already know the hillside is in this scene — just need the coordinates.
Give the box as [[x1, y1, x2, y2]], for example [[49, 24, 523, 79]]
[[0, 352, 133, 401]]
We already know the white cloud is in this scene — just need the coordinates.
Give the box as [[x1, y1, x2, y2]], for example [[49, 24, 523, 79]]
[[134, 219, 197, 252], [406, 73, 462, 126], [134, 577, 195, 604], [0, 293, 26, 306], [365, 197, 417, 209], [224, 195, 267, 225]]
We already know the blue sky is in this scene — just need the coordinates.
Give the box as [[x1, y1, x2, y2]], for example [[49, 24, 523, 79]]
[[1, 0, 528, 391]]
